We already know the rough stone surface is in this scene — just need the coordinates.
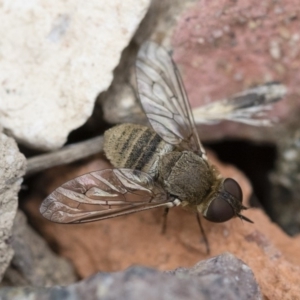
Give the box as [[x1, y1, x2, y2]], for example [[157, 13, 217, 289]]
[[171, 0, 298, 142], [270, 128, 300, 235], [24, 153, 300, 299], [1, 211, 76, 287], [0, 253, 261, 300], [169, 252, 262, 300], [0, 133, 26, 281], [0, 0, 151, 150]]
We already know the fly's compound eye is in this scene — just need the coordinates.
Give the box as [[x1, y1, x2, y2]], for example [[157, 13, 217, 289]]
[[204, 178, 243, 223], [223, 178, 243, 202], [204, 195, 235, 223]]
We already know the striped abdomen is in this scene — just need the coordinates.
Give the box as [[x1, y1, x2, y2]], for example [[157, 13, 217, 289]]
[[103, 123, 174, 178]]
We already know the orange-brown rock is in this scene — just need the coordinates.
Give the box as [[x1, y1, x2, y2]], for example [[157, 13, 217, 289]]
[[25, 152, 300, 299]]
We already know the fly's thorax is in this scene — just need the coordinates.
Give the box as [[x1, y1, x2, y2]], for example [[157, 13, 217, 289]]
[[158, 151, 215, 205], [103, 123, 174, 177]]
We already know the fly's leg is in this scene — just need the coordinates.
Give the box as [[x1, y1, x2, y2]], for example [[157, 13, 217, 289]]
[[196, 212, 210, 254], [161, 207, 169, 234]]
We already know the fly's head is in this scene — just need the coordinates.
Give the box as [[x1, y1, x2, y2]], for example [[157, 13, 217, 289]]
[[201, 178, 253, 223]]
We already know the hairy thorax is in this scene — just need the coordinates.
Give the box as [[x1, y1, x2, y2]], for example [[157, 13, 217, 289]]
[[158, 151, 214, 205]]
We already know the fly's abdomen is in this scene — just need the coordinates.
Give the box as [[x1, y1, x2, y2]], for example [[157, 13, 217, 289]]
[[104, 123, 173, 177]]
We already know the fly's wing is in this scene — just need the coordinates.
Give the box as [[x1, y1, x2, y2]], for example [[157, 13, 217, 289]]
[[136, 41, 206, 159], [193, 82, 286, 126], [40, 169, 173, 224]]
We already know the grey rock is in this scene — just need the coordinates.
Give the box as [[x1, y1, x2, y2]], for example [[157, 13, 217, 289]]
[[270, 128, 300, 235], [169, 252, 262, 300], [1, 211, 77, 287], [0, 252, 261, 300], [0, 133, 26, 281]]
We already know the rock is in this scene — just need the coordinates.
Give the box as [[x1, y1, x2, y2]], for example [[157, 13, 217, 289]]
[[0, 133, 26, 281], [170, 0, 296, 142], [269, 128, 300, 235], [169, 252, 262, 300], [0, 0, 151, 150], [0, 253, 262, 300], [2, 211, 76, 287], [23, 153, 300, 299]]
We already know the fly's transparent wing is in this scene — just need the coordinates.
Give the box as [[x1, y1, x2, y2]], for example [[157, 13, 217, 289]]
[[193, 82, 286, 126], [136, 41, 206, 158], [40, 169, 174, 224]]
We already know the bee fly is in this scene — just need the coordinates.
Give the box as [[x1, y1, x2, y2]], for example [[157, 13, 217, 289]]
[[41, 41, 283, 252]]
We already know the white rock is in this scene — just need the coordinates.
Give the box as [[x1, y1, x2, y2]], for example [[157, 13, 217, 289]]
[[0, 0, 151, 150], [0, 133, 26, 281]]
